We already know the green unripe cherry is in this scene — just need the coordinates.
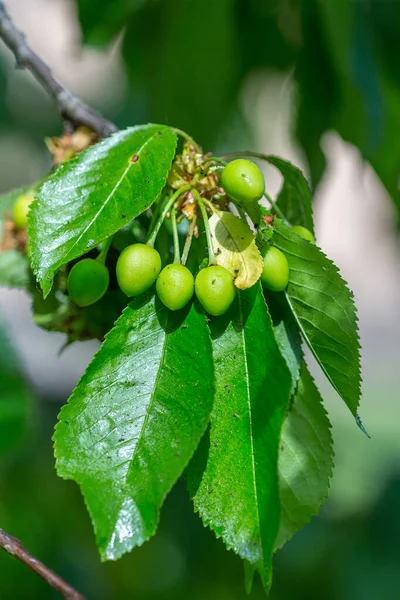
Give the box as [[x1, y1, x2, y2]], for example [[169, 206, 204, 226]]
[[291, 225, 315, 244], [195, 265, 236, 316], [13, 192, 35, 230], [68, 258, 109, 307], [261, 246, 289, 292], [156, 264, 194, 311], [116, 243, 161, 297], [220, 159, 265, 205]]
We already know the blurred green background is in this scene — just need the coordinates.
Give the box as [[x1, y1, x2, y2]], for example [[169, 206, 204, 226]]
[[0, 0, 400, 598]]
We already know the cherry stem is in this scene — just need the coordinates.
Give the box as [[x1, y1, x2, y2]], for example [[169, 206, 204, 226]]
[[171, 207, 180, 264], [172, 128, 202, 153], [200, 196, 219, 215], [263, 192, 290, 225], [147, 185, 191, 248], [236, 205, 248, 224], [181, 214, 197, 266], [204, 156, 227, 168], [97, 236, 113, 264], [192, 189, 216, 266]]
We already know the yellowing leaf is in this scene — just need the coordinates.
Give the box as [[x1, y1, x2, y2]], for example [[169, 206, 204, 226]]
[[209, 211, 263, 290]]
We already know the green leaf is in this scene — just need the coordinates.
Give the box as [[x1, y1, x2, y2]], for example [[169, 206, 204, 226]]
[[273, 219, 361, 415], [264, 290, 302, 395], [0, 313, 31, 455], [28, 125, 177, 297], [0, 250, 29, 288], [276, 361, 334, 550], [187, 284, 291, 591], [266, 156, 314, 234], [209, 211, 264, 290], [54, 294, 214, 561]]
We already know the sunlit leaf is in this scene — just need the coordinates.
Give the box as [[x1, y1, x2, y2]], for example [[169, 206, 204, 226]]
[[209, 211, 263, 290], [188, 284, 291, 591], [273, 220, 361, 415], [55, 294, 213, 560], [29, 125, 177, 297]]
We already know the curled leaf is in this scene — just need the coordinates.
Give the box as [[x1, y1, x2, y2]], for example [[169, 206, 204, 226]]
[[209, 211, 263, 290]]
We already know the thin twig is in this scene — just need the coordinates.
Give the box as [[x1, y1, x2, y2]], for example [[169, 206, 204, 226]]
[[0, 1, 117, 138], [0, 528, 87, 600]]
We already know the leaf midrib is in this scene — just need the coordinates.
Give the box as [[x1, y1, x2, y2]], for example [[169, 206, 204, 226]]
[[238, 292, 265, 569], [107, 303, 169, 548], [61, 131, 160, 266], [216, 215, 253, 282], [284, 292, 356, 411]]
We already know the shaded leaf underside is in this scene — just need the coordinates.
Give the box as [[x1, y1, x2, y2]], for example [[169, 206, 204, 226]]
[[276, 361, 334, 549]]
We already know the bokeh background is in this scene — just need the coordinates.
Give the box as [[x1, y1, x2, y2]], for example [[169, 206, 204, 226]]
[[0, 0, 400, 598]]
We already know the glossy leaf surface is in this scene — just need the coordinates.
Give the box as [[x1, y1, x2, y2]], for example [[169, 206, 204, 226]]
[[29, 125, 177, 296], [273, 220, 361, 414], [188, 284, 291, 590], [54, 295, 213, 560]]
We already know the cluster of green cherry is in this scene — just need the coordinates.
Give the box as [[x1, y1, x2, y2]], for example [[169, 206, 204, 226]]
[[12, 157, 315, 317]]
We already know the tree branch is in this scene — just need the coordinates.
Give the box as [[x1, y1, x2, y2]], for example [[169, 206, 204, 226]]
[[0, 527, 87, 600], [0, 1, 117, 138]]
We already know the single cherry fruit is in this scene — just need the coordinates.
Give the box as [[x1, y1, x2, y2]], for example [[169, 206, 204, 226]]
[[291, 225, 315, 244], [13, 192, 35, 230], [116, 243, 161, 297], [195, 265, 236, 316], [261, 246, 289, 292], [220, 159, 265, 205], [68, 258, 109, 307], [156, 264, 194, 311]]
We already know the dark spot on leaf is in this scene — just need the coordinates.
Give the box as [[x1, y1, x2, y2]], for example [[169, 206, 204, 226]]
[[234, 269, 239, 274], [212, 440, 218, 447], [175, 452, 180, 457], [65, 420, 70, 425], [130, 154, 139, 163], [281, 445, 284, 451], [224, 384, 231, 393], [208, 488, 214, 494], [230, 493, 235, 499], [211, 279, 216, 285], [121, 214, 126, 219]]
